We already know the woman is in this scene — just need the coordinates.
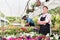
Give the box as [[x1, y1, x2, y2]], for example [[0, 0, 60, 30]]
[[22, 15, 35, 26], [37, 6, 51, 35]]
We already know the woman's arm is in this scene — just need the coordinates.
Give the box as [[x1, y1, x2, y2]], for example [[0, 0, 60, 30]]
[[37, 14, 51, 25], [37, 20, 50, 25], [25, 23, 30, 26]]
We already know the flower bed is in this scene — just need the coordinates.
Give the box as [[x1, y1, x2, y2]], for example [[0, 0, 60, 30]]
[[0, 26, 50, 40], [1, 35, 50, 40], [0, 27, 34, 35]]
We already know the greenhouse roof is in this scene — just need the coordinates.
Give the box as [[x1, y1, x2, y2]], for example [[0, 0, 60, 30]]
[[0, 0, 60, 17]]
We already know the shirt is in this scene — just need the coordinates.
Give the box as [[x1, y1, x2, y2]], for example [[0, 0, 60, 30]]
[[38, 13, 51, 24], [26, 18, 35, 26]]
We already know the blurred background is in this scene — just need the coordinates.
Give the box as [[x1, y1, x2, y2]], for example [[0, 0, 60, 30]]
[[0, 0, 60, 40]]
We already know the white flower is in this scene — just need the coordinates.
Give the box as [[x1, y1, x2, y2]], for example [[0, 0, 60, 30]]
[[54, 34, 59, 40], [50, 37, 53, 40], [6, 36, 11, 39], [46, 33, 50, 37]]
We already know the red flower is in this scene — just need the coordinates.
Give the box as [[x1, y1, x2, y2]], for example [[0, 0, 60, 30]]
[[39, 36, 46, 39], [21, 27, 27, 31]]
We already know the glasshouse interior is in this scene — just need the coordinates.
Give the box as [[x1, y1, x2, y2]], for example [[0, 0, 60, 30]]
[[0, 0, 60, 40]]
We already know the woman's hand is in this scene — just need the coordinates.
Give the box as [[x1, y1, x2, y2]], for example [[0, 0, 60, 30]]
[[37, 20, 47, 25], [25, 23, 30, 26]]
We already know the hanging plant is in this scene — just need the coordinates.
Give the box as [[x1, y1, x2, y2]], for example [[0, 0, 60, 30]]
[[46, 0, 49, 2], [26, 7, 34, 14], [35, 0, 41, 7]]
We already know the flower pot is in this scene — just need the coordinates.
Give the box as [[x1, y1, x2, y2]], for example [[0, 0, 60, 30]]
[[36, 0, 41, 6]]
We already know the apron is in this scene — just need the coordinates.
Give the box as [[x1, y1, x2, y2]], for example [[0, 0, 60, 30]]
[[39, 15, 50, 35]]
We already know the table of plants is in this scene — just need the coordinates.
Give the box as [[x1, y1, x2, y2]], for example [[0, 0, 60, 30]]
[[0, 26, 50, 40]]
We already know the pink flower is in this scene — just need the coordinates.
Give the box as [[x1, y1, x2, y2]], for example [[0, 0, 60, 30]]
[[16, 38, 23, 40], [2, 38, 6, 40], [8, 38, 17, 40], [31, 38, 35, 40]]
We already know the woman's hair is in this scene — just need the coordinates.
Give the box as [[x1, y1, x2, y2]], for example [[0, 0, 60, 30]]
[[22, 15, 28, 19], [43, 6, 48, 9], [22, 15, 27, 19]]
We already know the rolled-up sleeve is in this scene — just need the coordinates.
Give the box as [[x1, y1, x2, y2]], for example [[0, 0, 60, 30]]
[[45, 14, 51, 23]]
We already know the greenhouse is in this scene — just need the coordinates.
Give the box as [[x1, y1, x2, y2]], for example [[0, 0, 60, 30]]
[[0, 0, 60, 40]]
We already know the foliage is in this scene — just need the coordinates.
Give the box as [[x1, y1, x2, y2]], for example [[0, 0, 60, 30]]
[[48, 6, 60, 27], [0, 27, 35, 35], [48, 6, 60, 34], [33, 16, 39, 25], [6, 17, 16, 22], [6, 17, 21, 23], [0, 12, 5, 18]]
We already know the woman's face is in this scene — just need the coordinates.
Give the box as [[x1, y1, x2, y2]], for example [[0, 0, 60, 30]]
[[43, 7, 48, 13], [24, 17, 27, 20]]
